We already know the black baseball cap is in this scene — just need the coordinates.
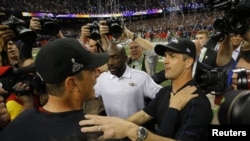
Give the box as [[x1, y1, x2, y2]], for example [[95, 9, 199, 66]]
[[155, 38, 196, 60], [35, 38, 109, 84]]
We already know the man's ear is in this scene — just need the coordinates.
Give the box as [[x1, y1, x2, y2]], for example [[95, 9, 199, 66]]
[[65, 77, 77, 90], [185, 57, 194, 69]]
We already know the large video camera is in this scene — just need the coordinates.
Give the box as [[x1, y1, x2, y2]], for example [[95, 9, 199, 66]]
[[195, 66, 228, 94], [0, 65, 46, 99], [218, 90, 250, 125], [205, 0, 250, 35], [87, 17, 123, 40], [1, 15, 37, 43], [218, 68, 250, 125], [198, 0, 250, 125], [37, 16, 60, 36]]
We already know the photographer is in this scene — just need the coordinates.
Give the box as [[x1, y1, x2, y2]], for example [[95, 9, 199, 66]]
[[0, 25, 16, 66], [79, 20, 110, 52], [215, 30, 250, 84], [123, 27, 159, 77], [205, 29, 250, 125], [29, 17, 64, 39], [0, 16, 51, 123], [4, 58, 44, 121]]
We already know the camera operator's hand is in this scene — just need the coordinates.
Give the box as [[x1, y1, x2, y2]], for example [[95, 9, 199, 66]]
[[80, 25, 91, 39], [11, 81, 34, 110], [99, 21, 111, 51], [12, 82, 31, 96], [123, 26, 134, 39], [99, 21, 109, 36], [216, 34, 233, 66], [0, 88, 10, 128], [29, 17, 41, 32], [0, 25, 16, 42]]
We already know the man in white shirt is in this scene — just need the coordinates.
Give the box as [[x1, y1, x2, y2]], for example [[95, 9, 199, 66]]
[[94, 43, 162, 119]]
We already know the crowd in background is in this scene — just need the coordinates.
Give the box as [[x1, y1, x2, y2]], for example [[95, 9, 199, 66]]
[[0, 0, 224, 47], [50, 9, 223, 47], [27, 10, 224, 47], [0, 0, 205, 14]]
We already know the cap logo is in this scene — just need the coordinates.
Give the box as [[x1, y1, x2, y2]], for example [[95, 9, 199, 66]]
[[170, 38, 178, 43], [71, 58, 84, 73], [186, 48, 191, 53]]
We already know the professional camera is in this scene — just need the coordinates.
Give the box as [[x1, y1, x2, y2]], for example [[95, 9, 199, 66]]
[[106, 17, 123, 39], [218, 68, 250, 125], [202, 0, 250, 126], [1, 15, 37, 43], [218, 90, 250, 125], [213, 11, 248, 35], [195, 67, 228, 93], [205, 0, 250, 35], [37, 16, 60, 36], [0, 65, 46, 99], [233, 68, 250, 90], [87, 21, 101, 40]]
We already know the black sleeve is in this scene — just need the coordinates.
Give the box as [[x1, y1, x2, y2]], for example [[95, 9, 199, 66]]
[[156, 108, 180, 137], [175, 96, 213, 141], [143, 92, 160, 117], [151, 69, 168, 84], [143, 87, 170, 117]]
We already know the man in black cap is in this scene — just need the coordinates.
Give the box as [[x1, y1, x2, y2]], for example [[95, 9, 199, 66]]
[[0, 38, 109, 141], [79, 38, 213, 141]]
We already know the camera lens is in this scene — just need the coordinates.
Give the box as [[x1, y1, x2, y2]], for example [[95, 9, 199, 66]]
[[18, 27, 37, 43], [43, 22, 60, 36], [195, 68, 210, 86], [237, 69, 250, 89], [219, 90, 250, 125], [110, 24, 123, 39], [106, 18, 123, 39], [213, 19, 227, 32], [88, 21, 101, 40], [38, 17, 60, 36]]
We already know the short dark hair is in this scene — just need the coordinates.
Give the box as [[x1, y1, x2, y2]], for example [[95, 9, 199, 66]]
[[46, 71, 84, 96]]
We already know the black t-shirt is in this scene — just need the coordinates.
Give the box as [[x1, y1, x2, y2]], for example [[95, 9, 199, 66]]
[[0, 108, 101, 141], [144, 79, 213, 141]]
